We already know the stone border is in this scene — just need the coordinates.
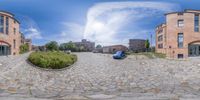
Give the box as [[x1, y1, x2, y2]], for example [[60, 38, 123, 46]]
[[26, 59, 77, 71]]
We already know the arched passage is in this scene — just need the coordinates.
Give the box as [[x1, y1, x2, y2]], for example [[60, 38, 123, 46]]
[[0, 40, 11, 56], [188, 41, 200, 57]]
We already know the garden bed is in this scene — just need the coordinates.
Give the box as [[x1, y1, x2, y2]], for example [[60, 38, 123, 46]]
[[28, 51, 77, 69]]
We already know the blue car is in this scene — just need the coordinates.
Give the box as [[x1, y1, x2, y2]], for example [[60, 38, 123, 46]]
[[113, 51, 125, 59]]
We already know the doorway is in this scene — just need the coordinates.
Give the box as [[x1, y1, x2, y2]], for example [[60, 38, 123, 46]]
[[0, 45, 11, 56], [189, 44, 200, 57]]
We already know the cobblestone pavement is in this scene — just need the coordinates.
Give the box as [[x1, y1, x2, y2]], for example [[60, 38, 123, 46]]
[[0, 52, 200, 100]]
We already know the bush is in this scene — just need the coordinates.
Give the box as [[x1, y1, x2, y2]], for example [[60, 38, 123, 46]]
[[20, 43, 29, 54], [28, 51, 77, 69]]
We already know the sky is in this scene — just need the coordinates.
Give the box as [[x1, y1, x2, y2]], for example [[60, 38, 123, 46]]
[[0, 0, 200, 46]]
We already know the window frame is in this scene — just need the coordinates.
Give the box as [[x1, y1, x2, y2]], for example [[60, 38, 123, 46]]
[[158, 35, 163, 42], [177, 19, 184, 27], [177, 33, 184, 48], [6, 17, 9, 35], [194, 14, 199, 32], [158, 43, 163, 49], [0, 16, 4, 33], [14, 28, 16, 34], [13, 39, 16, 49]]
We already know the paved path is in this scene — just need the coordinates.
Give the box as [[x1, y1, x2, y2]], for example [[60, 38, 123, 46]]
[[0, 52, 200, 100]]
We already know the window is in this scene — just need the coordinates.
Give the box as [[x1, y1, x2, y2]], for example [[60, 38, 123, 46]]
[[0, 16, 4, 33], [178, 54, 184, 59], [158, 44, 163, 49], [158, 35, 163, 42], [195, 14, 199, 32], [178, 19, 184, 27], [14, 28, 16, 34], [6, 17, 9, 34], [178, 13, 183, 16], [13, 39, 16, 49], [158, 29, 163, 34], [178, 33, 183, 48]]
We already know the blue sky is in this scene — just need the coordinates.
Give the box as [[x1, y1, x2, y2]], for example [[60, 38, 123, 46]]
[[0, 0, 200, 46]]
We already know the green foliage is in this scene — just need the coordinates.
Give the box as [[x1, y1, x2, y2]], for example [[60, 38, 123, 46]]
[[59, 43, 67, 51], [20, 43, 29, 54], [65, 41, 78, 51], [154, 53, 166, 58], [28, 51, 77, 69], [59, 41, 86, 52], [145, 39, 150, 49], [45, 41, 59, 51], [130, 52, 166, 59], [96, 44, 102, 49]]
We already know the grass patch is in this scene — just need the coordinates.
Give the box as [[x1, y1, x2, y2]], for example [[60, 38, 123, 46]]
[[153, 52, 166, 58], [28, 51, 77, 69], [127, 52, 166, 59]]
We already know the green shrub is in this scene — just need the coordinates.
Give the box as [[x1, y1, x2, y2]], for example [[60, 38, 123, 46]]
[[20, 43, 29, 54], [28, 51, 77, 69]]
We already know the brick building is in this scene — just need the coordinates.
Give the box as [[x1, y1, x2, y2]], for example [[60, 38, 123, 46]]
[[25, 39, 32, 51], [74, 39, 95, 52], [129, 39, 146, 52], [0, 11, 31, 56], [156, 9, 200, 58], [102, 45, 128, 53]]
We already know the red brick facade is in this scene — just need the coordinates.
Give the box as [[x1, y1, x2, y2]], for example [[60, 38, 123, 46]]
[[156, 10, 200, 58], [0, 11, 31, 55], [102, 45, 128, 53]]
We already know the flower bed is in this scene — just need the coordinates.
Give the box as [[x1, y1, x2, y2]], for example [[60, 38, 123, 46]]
[[28, 51, 77, 69]]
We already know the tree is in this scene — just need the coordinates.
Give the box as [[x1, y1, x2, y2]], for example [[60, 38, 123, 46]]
[[45, 41, 59, 51], [19, 43, 29, 54], [59, 43, 67, 51], [66, 41, 77, 51], [96, 44, 102, 49], [145, 39, 150, 51]]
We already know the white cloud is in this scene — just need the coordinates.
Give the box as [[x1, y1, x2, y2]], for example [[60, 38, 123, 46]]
[[17, 15, 43, 40], [24, 27, 42, 39], [84, 1, 180, 46], [47, 22, 84, 43]]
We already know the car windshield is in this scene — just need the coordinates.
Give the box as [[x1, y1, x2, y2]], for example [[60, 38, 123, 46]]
[[116, 51, 122, 54]]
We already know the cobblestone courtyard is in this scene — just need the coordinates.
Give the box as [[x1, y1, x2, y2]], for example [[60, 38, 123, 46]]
[[0, 52, 200, 100]]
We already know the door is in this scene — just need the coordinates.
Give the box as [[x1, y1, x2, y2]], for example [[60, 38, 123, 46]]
[[0, 45, 11, 56], [189, 45, 200, 57]]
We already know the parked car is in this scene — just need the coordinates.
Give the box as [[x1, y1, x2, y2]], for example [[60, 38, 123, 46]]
[[113, 51, 125, 59], [92, 50, 99, 53], [65, 50, 71, 54]]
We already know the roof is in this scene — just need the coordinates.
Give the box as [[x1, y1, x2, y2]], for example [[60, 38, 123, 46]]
[[103, 45, 127, 48], [25, 39, 32, 42], [156, 23, 166, 28], [0, 10, 15, 16], [0, 10, 20, 24], [129, 39, 146, 41], [165, 9, 200, 16], [184, 9, 200, 12]]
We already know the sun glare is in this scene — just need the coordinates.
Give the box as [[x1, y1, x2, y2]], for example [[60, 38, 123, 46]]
[[92, 21, 104, 31]]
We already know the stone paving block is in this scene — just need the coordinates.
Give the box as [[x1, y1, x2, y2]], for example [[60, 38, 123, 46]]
[[0, 53, 200, 99], [86, 94, 116, 99]]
